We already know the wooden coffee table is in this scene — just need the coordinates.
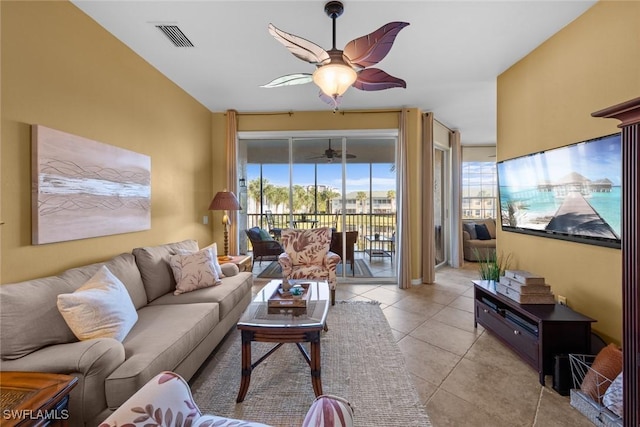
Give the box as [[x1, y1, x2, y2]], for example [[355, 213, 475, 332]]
[[235, 279, 330, 402], [0, 371, 78, 426]]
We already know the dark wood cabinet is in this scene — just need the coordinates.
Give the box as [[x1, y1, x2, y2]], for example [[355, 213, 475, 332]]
[[473, 280, 596, 385]]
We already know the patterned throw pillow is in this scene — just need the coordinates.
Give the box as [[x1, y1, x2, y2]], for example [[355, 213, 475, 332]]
[[580, 343, 623, 403], [603, 371, 623, 417], [57, 265, 138, 342], [170, 249, 221, 295]]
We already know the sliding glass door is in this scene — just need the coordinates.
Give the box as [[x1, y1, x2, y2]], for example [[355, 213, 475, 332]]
[[239, 132, 397, 279]]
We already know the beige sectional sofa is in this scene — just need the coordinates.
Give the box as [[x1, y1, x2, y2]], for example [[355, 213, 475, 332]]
[[0, 239, 253, 427], [462, 218, 497, 261]]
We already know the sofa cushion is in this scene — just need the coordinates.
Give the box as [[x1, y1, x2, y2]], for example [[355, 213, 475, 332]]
[[483, 218, 497, 239], [475, 223, 492, 240], [133, 240, 199, 302], [0, 276, 76, 359], [463, 222, 477, 239], [105, 302, 219, 408], [59, 253, 148, 310], [170, 249, 222, 295], [149, 272, 252, 320], [57, 266, 139, 342]]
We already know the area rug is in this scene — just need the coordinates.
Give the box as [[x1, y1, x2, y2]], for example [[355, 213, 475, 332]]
[[256, 259, 373, 279], [190, 302, 431, 426]]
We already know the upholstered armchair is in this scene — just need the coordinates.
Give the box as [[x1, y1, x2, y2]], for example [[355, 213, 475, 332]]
[[278, 227, 341, 305], [100, 371, 353, 427]]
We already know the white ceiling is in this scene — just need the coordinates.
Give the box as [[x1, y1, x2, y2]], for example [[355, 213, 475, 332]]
[[71, 0, 596, 146]]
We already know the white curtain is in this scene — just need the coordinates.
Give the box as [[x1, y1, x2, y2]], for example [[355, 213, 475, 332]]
[[226, 109, 239, 255], [396, 110, 412, 289], [422, 113, 435, 284]]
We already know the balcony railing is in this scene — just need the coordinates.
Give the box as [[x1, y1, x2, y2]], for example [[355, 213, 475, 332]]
[[244, 212, 396, 251]]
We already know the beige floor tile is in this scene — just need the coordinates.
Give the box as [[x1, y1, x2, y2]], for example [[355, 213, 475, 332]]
[[390, 295, 446, 317], [426, 389, 517, 427], [397, 335, 461, 385], [409, 318, 479, 356], [410, 286, 460, 305], [360, 286, 407, 305], [431, 305, 483, 333], [465, 332, 535, 376], [440, 358, 541, 426], [448, 294, 475, 313], [534, 387, 593, 427], [390, 328, 407, 342], [383, 305, 434, 334], [411, 374, 439, 404]]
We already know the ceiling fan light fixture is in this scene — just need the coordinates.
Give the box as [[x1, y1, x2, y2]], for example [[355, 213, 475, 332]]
[[312, 62, 357, 98]]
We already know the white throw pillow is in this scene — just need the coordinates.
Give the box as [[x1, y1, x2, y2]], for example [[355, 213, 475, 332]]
[[603, 371, 623, 418], [170, 248, 221, 295], [57, 265, 138, 342], [201, 243, 225, 278]]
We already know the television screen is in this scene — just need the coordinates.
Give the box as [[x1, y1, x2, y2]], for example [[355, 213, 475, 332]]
[[497, 133, 621, 248]]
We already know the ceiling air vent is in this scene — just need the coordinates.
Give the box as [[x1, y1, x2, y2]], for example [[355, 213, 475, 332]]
[[156, 25, 194, 47]]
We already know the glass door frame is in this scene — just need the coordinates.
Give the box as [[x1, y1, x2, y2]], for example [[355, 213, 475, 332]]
[[434, 141, 450, 269], [238, 129, 398, 280]]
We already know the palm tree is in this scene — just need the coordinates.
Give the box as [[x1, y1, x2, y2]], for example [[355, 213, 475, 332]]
[[271, 186, 289, 214], [247, 178, 267, 213], [356, 191, 368, 214], [318, 188, 340, 213]]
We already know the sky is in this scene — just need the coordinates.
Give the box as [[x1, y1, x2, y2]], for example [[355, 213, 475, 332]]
[[247, 162, 396, 193]]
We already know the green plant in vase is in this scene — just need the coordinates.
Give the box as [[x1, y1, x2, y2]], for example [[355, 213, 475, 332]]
[[473, 249, 512, 283]]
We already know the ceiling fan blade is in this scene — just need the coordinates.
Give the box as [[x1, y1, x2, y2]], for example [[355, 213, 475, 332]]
[[268, 24, 330, 65], [260, 73, 313, 88], [353, 68, 406, 91], [318, 91, 342, 109], [334, 150, 357, 159], [343, 22, 410, 69]]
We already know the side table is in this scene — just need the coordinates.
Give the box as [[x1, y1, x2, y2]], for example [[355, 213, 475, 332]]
[[218, 254, 253, 272], [1, 371, 78, 426]]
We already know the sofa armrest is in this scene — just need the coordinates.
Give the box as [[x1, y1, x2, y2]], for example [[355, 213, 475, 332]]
[[462, 230, 471, 241], [302, 395, 354, 427], [2, 338, 125, 426]]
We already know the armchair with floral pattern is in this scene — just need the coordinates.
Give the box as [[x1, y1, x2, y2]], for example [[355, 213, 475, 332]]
[[278, 227, 341, 305], [99, 371, 354, 427]]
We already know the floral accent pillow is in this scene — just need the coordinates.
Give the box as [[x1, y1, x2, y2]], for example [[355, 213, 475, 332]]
[[170, 249, 221, 295], [57, 265, 138, 342]]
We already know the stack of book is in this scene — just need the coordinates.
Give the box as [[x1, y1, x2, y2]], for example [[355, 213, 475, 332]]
[[498, 270, 556, 304]]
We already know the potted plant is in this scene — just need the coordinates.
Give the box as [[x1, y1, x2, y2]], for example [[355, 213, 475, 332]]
[[473, 249, 512, 284]]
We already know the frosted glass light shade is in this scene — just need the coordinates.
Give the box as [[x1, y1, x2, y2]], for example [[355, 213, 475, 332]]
[[312, 63, 357, 97]]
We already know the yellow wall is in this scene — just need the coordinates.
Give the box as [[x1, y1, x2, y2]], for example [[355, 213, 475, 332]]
[[497, 0, 640, 343], [211, 109, 426, 282], [1, 1, 214, 283]]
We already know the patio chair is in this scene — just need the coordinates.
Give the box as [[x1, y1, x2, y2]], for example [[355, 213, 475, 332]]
[[330, 231, 358, 276], [245, 227, 284, 265], [264, 210, 282, 240], [278, 227, 341, 305]]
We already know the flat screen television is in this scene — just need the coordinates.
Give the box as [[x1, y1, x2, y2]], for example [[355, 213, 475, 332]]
[[497, 133, 622, 249]]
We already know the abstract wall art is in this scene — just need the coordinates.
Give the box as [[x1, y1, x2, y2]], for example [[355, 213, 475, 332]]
[[31, 125, 151, 244]]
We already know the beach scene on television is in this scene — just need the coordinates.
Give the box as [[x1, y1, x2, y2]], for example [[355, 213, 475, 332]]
[[498, 134, 621, 242]]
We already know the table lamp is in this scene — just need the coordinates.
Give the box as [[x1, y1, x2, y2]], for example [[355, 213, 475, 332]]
[[208, 190, 241, 260]]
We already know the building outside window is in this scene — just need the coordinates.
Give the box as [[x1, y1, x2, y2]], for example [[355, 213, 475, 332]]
[[462, 160, 497, 219]]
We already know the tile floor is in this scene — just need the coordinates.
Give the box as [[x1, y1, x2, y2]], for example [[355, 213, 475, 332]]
[[251, 258, 593, 426]]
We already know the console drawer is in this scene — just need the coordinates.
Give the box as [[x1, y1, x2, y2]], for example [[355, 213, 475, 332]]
[[476, 300, 539, 367]]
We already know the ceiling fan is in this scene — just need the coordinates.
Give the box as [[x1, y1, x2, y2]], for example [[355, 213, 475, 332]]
[[308, 140, 356, 162], [261, 1, 409, 110]]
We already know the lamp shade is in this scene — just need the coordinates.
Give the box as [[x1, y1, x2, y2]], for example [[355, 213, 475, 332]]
[[312, 63, 357, 98], [208, 191, 241, 211]]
